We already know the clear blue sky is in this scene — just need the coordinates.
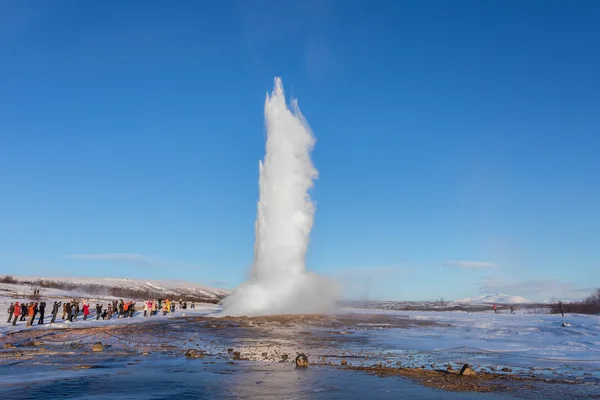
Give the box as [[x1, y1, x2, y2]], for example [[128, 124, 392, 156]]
[[1, 1, 599, 302]]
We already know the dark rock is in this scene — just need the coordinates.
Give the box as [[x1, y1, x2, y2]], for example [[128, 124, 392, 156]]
[[185, 349, 204, 358], [341, 360, 348, 366], [92, 342, 104, 352], [3, 343, 15, 349], [227, 348, 234, 354], [233, 351, 241, 360], [459, 364, 476, 376], [501, 367, 512, 372], [295, 353, 308, 368]]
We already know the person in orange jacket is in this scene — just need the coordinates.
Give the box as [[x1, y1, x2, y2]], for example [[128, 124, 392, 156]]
[[12, 302, 20, 326], [26, 303, 35, 327]]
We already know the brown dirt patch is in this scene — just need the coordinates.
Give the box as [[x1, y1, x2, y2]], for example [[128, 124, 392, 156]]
[[342, 365, 580, 393]]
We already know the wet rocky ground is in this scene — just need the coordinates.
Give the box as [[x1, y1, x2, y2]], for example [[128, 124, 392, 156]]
[[1, 314, 598, 399]]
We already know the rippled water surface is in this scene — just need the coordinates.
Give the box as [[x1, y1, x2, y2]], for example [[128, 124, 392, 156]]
[[1, 356, 522, 400]]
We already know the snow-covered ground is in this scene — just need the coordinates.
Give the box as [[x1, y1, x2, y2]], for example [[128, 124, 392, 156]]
[[0, 279, 223, 335], [344, 308, 600, 370], [2, 280, 598, 374]]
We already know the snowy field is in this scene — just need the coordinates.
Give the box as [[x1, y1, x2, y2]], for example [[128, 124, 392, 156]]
[[2, 282, 599, 370], [2, 290, 598, 372], [345, 308, 600, 373], [1, 284, 599, 399]]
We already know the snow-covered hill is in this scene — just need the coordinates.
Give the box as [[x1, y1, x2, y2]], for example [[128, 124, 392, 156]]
[[455, 293, 532, 304], [0, 276, 228, 303]]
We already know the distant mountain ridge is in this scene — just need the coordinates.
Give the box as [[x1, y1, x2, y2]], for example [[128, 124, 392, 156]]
[[456, 293, 532, 304], [2, 275, 229, 303]]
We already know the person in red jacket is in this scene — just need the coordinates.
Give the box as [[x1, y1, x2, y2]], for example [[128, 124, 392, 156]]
[[12, 302, 20, 326], [83, 303, 90, 320]]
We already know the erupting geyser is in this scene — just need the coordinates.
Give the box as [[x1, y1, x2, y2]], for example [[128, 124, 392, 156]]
[[221, 77, 336, 316]]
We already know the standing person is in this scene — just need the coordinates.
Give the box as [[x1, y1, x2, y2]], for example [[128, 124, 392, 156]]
[[510, 306, 515, 314], [143, 301, 148, 317], [7, 302, 14, 323], [20, 303, 28, 321], [69, 302, 76, 322], [38, 302, 46, 324], [62, 302, 67, 320], [118, 300, 124, 318], [106, 303, 113, 319], [493, 304, 497, 314], [12, 302, 20, 326], [32, 303, 39, 325], [158, 298, 162, 310], [83, 303, 90, 320], [51, 301, 62, 323], [95, 304, 102, 320], [26, 303, 35, 327], [65, 302, 72, 322], [558, 301, 565, 317]]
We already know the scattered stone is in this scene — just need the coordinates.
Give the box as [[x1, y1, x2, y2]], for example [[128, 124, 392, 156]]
[[92, 342, 104, 352], [233, 351, 241, 360], [459, 364, 476, 376], [3, 343, 15, 349], [501, 367, 512, 372], [295, 353, 309, 368], [228, 348, 234, 354], [281, 354, 289, 361], [186, 349, 197, 358], [341, 359, 348, 366], [262, 352, 268, 358], [142, 352, 149, 356]]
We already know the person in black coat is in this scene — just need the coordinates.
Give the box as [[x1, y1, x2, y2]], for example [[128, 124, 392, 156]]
[[65, 302, 72, 322], [20, 303, 28, 321], [95, 304, 103, 320], [38, 302, 46, 324]]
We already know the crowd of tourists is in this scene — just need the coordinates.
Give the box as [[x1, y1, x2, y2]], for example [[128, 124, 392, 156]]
[[5, 297, 196, 327]]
